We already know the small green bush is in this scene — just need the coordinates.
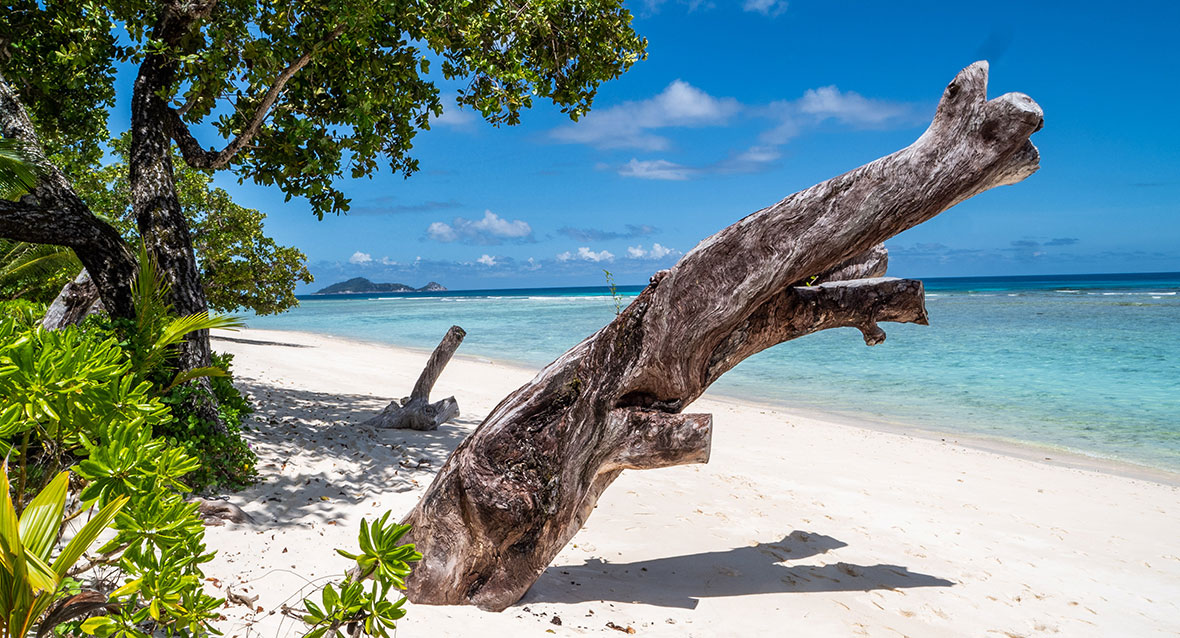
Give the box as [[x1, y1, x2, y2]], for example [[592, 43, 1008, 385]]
[[302, 513, 421, 638], [157, 351, 257, 491]]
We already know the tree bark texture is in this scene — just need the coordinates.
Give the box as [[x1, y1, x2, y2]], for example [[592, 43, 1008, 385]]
[[41, 270, 104, 331], [399, 62, 1043, 611], [0, 74, 137, 319], [364, 326, 466, 430], [130, 2, 215, 376]]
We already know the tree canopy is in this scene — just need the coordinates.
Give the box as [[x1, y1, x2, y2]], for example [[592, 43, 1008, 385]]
[[1, 0, 647, 216]]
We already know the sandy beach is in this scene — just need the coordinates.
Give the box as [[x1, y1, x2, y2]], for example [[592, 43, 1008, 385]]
[[201, 328, 1180, 637]]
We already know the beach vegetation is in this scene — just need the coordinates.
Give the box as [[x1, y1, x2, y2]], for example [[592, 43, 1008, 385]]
[[87, 243, 258, 491], [0, 464, 127, 638], [0, 138, 39, 201], [0, 311, 223, 637], [603, 269, 623, 315], [301, 513, 422, 638], [0, 0, 647, 418]]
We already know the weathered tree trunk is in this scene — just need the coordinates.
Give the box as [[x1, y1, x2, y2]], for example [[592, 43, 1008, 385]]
[[0, 74, 138, 320], [130, 4, 215, 377], [41, 270, 104, 331], [400, 61, 1043, 611], [364, 325, 466, 430]]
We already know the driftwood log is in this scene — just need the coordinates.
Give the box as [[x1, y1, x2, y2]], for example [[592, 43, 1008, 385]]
[[400, 61, 1043, 610], [364, 325, 466, 430]]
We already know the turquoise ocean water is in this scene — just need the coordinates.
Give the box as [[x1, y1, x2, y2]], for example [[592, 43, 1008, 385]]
[[241, 273, 1180, 472]]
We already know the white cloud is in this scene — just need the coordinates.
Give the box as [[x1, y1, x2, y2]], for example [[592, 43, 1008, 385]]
[[627, 243, 678, 259], [557, 247, 615, 263], [797, 86, 914, 126], [743, 0, 788, 16], [476, 254, 497, 266], [426, 222, 457, 242], [618, 158, 695, 181], [525, 257, 541, 271], [348, 251, 372, 265], [427, 210, 533, 244], [550, 80, 740, 150]]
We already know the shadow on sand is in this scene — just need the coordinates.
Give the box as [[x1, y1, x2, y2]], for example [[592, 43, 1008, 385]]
[[523, 531, 953, 609], [226, 377, 473, 526]]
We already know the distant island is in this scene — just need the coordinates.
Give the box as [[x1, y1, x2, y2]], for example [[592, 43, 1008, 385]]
[[314, 277, 447, 294]]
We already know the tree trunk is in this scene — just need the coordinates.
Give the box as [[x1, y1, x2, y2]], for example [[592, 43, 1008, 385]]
[[400, 61, 1043, 611], [129, 13, 213, 376], [364, 326, 466, 430], [127, 3, 223, 428], [0, 73, 137, 319], [41, 269, 103, 331]]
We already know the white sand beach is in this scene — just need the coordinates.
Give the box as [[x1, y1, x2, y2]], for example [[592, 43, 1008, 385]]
[[202, 328, 1180, 638]]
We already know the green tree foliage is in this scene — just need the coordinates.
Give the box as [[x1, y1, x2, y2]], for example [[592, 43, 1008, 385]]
[[72, 141, 313, 315], [1, 0, 646, 217]]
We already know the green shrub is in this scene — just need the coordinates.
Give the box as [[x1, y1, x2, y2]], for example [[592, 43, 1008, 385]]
[[0, 299, 45, 328], [0, 318, 222, 637], [302, 513, 421, 638], [157, 351, 257, 491]]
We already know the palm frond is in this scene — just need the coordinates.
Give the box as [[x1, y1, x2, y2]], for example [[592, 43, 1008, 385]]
[[0, 138, 41, 201]]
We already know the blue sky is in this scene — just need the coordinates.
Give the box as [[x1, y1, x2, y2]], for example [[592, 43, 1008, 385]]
[[177, 0, 1178, 291]]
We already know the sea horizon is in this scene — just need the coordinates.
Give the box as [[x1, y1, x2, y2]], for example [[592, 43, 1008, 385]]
[[248, 270, 1180, 473], [296, 269, 1180, 300]]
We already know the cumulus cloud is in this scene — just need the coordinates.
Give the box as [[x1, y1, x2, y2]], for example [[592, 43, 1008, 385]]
[[349, 251, 372, 265], [618, 159, 696, 181], [609, 84, 920, 180], [557, 247, 615, 263], [797, 86, 916, 127], [431, 107, 476, 128], [426, 210, 534, 245], [623, 242, 679, 259], [550, 80, 740, 150], [626, 243, 677, 260], [476, 254, 497, 266]]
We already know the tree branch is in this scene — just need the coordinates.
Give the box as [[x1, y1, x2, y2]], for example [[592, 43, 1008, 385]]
[[171, 25, 346, 170], [704, 277, 928, 385], [0, 72, 138, 317]]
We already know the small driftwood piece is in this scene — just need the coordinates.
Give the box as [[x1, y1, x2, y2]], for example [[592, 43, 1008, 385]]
[[400, 61, 1043, 611], [190, 497, 256, 526], [41, 269, 104, 330], [364, 325, 466, 430]]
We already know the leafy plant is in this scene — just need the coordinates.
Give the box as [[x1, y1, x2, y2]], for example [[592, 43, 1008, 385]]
[[0, 317, 224, 637], [301, 514, 421, 638], [0, 138, 40, 201], [603, 269, 623, 316], [156, 355, 257, 491], [0, 463, 127, 638], [0, 241, 80, 304], [121, 242, 242, 392]]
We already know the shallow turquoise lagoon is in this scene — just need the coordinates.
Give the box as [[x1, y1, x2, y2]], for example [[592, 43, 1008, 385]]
[[241, 273, 1180, 472]]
